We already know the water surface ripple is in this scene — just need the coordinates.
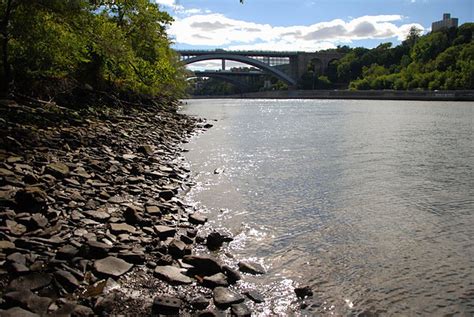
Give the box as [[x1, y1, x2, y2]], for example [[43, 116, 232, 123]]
[[181, 99, 474, 316]]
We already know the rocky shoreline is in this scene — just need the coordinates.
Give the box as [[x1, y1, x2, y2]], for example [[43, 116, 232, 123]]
[[0, 96, 305, 316]]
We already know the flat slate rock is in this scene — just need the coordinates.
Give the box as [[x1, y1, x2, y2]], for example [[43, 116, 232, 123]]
[[213, 287, 245, 307], [238, 261, 266, 275], [0, 307, 40, 317], [203, 273, 228, 288], [189, 213, 207, 225], [231, 303, 251, 317], [4, 290, 52, 315], [94, 256, 133, 278], [154, 225, 176, 238], [0, 240, 15, 250], [110, 223, 136, 234], [183, 255, 222, 276], [83, 209, 111, 221], [154, 265, 192, 285], [152, 296, 182, 315], [8, 273, 52, 291]]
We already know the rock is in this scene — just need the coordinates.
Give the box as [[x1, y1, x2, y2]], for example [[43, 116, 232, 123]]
[[202, 273, 228, 288], [46, 162, 70, 178], [0, 307, 40, 317], [206, 232, 225, 250], [168, 239, 186, 258], [213, 287, 245, 308], [159, 190, 174, 201], [154, 265, 192, 285], [85, 240, 112, 259], [0, 240, 16, 251], [82, 209, 110, 221], [183, 255, 222, 276], [294, 285, 313, 299], [108, 195, 125, 204], [222, 265, 241, 284], [54, 270, 80, 292], [94, 256, 133, 278], [189, 213, 207, 225], [8, 273, 52, 291], [3, 290, 52, 315], [238, 261, 266, 275], [110, 223, 136, 234], [123, 206, 141, 225], [190, 296, 210, 310], [154, 225, 176, 239], [72, 304, 95, 316], [15, 187, 48, 213], [30, 214, 48, 228], [145, 205, 161, 215], [152, 296, 182, 315], [244, 290, 264, 303], [56, 244, 79, 260], [118, 251, 145, 264], [6, 220, 27, 236], [138, 145, 154, 156], [231, 303, 251, 317], [213, 167, 224, 175]]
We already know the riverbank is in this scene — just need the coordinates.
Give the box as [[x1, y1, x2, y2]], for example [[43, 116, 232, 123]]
[[188, 89, 474, 101], [0, 95, 285, 316]]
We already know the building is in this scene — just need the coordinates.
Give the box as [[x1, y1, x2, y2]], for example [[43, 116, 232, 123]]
[[432, 13, 459, 32]]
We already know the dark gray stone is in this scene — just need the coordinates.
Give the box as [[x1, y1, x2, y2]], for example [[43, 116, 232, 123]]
[[222, 265, 241, 284], [183, 255, 222, 276], [231, 303, 251, 317], [168, 239, 186, 258], [238, 261, 266, 275], [245, 290, 264, 303], [4, 290, 52, 314], [94, 256, 133, 278], [0, 307, 40, 317], [189, 213, 207, 225], [154, 265, 192, 285], [203, 273, 228, 288], [294, 285, 313, 299], [54, 270, 80, 292], [8, 273, 52, 291], [152, 296, 182, 315], [190, 296, 210, 310], [213, 287, 245, 307]]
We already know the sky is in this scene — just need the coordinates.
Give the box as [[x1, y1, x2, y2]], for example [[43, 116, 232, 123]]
[[154, 0, 473, 69]]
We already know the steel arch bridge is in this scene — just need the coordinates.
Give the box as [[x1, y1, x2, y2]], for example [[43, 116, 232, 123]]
[[177, 49, 345, 87]]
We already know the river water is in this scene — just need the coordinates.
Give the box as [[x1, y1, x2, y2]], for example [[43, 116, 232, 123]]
[[180, 99, 474, 316]]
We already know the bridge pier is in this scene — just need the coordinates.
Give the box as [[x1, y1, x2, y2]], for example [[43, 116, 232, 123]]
[[222, 59, 226, 71]]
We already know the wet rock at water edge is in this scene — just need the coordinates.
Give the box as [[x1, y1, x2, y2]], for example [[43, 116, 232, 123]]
[[154, 265, 192, 285], [212, 287, 245, 308], [152, 296, 182, 315], [244, 290, 264, 303], [202, 273, 229, 288], [231, 303, 251, 317], [94, 256, 133, 278], [168, 239, 186, 258], [183, 255, 222, 276], [189, 213, 207, 225], [294, 285, 313, 299], [222, 265, 241, 284], [238, 261, 266, 275], [206, 232, 227, 250]]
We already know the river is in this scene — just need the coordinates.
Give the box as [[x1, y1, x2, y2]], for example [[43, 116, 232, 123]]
[[180, 99, 474, 316]]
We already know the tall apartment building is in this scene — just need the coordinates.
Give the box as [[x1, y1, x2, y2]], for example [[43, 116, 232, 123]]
[[432, 13, 459, 32]]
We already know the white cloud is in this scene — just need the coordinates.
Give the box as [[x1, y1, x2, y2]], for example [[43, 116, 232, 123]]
[[169, 13, 425, 51]]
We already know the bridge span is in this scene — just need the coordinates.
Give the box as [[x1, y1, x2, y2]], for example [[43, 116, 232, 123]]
[[176, 49, 344, 87]]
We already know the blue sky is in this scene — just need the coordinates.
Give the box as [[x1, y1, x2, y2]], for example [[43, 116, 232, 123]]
[[154, 0, 472, 69]]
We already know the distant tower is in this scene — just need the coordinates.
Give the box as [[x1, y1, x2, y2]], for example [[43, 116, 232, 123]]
[[432, 13, 459, 32]]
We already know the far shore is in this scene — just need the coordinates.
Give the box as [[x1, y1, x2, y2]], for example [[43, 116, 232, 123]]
[[186, 89, 474, 101]]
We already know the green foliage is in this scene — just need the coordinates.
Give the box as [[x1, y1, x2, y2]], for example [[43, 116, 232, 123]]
[[0, 0, 186, 98], [327, 24, 473, 90]]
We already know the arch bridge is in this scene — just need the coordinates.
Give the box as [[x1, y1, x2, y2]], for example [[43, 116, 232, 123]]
[[177, 49, 345, 87]]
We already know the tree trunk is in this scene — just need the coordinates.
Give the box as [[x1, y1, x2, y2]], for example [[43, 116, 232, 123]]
[[1, 0, 13, 97]]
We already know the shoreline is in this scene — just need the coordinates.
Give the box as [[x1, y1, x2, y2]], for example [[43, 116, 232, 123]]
[[0, 97, 281, 316], [187, 89, 474, 101]]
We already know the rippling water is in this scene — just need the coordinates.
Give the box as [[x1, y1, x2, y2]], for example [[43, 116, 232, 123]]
[[181, 99, 474, 316]]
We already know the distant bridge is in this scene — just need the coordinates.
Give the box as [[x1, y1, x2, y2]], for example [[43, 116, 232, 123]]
[[177, 49, 345, 87]]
